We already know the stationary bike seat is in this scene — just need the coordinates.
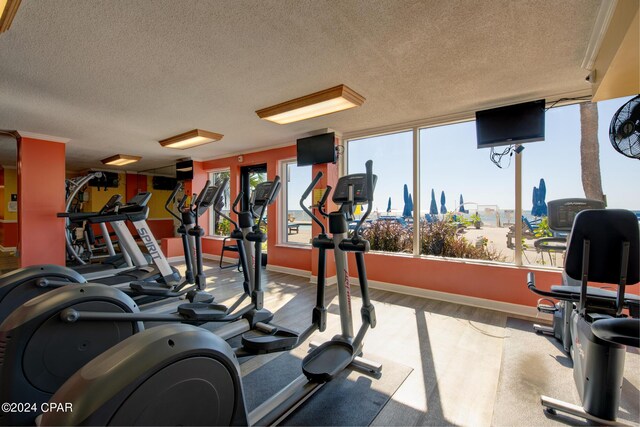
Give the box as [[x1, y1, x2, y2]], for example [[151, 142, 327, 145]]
[[591, 317, 640, 348]]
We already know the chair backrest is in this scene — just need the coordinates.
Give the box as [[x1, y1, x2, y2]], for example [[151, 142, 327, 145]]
[[565, 209, 639, 286], [522, 216, 536, 232]]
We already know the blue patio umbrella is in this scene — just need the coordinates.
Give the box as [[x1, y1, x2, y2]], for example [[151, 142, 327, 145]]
[[387, 197, 392, 213], [440, 190, 447, 214], [402, 184, 412, 217], [459, 194, 468, 214], [538, 178, 547, 216], [429, 189, 438, 215], [531, 186, 539, 216]]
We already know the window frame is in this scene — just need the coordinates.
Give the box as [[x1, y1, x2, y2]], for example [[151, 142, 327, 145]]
[[345, 119, 528, 266], [207, 168, 231, 237]]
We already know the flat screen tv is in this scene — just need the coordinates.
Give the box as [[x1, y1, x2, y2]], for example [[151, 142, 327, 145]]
[[88, 172, 119, 188], [297, 132, 336, 166], [476, 99, 545, 148], [176, 160, 193, 181]]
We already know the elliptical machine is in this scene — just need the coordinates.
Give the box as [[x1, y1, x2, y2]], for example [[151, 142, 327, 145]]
[[0, 177, 283, 426], [38, 161, 382, 426]]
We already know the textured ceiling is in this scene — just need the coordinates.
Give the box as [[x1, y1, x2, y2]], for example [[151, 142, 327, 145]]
[[0, 136, 17, 166], [0, 0, 600, 171]]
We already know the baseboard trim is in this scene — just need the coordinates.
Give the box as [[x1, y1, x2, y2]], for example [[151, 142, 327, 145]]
[[309, 275, 337, 286], [174, 254, 546, 320], [349, 277, 548, 321], [266, 264, 310, 279]]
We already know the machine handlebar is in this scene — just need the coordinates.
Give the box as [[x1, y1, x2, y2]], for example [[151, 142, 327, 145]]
[[353, 160, 374, 237], [165, 182, 183, 222], [300, 172, 326, 235]]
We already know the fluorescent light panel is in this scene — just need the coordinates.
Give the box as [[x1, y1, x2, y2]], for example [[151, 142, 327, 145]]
[[101, 154, 142, 166], [256, 84, 365, 124], [0, 0, 21, 34], [159, 129, 223, 150]]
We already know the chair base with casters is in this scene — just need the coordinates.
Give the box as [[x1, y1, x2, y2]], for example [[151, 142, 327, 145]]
[[219, 236, 241, 271]]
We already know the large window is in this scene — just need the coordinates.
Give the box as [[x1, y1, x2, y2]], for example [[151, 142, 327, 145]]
[[345, 96, 639, 268], [209, 169, 230, 236], [281, 160, 312, 245], [522, 96, 640, 268], [420, 122, 513, 262], [348, 131, 413, 253]]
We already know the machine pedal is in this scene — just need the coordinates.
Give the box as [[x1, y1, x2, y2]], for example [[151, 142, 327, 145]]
[[178, 302, 229, 321], [536, 298, 558, 314], [302, 341, 353, 382], [241, 327, 299, 353]]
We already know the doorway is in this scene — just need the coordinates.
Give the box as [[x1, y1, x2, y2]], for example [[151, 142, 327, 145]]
[[0, 131, 20, 273]]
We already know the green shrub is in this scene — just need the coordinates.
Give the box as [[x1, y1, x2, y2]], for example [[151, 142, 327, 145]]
[[216, 218, 231, 236], [420, 220, 505, 261], [362, 218, 505, 262], [534, 216, 552, 238], [363, 220, 412, 253]]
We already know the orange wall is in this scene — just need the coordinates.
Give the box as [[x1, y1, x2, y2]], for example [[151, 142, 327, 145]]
[[18, 137, 66, 266]]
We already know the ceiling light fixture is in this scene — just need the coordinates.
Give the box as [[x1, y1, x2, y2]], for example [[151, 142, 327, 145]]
[[159, 129, 224, 150], [255, 84, 365, 125], [0, 0, 21, 34], [101, 154, 142, 166]]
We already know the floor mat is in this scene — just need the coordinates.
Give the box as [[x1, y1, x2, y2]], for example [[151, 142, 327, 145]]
[[242, 351, 412, 426], [492, 317, 640, 426]]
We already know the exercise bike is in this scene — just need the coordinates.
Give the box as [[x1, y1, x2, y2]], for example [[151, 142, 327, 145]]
[[527, 209, 639, 424]]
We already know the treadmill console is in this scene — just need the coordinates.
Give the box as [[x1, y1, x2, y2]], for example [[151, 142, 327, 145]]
[[333, 173, 378, 204], [547, 198, 605, 232], [127, 192, 152, 207], [98, 194, 122, 214], [253, 181, 280, 206]]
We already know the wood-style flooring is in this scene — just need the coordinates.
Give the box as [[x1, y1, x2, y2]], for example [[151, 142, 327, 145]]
[[133, 259, 640, 426]]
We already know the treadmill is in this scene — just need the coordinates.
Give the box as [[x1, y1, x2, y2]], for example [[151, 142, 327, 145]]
[[78, 194, 181, 287], [61, 193, 153, 280]]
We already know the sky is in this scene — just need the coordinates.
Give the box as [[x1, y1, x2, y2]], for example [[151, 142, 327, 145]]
[[342, 96, 639, 213]]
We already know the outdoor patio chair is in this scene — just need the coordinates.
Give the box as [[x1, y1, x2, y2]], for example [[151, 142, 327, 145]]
[[219, 236, 241, 271]]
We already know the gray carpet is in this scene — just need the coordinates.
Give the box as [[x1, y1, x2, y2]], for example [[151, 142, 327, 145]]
[[492, 317, 640, 426], [242, 352, 412, 426]]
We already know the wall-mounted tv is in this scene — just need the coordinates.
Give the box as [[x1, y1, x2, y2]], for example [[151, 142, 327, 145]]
[[176, 159, 193, 181], [297, 132, 336, 166], [152, 176, 178, 191], [476, 99, 545, 148], [89, 171, 119, 188]]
